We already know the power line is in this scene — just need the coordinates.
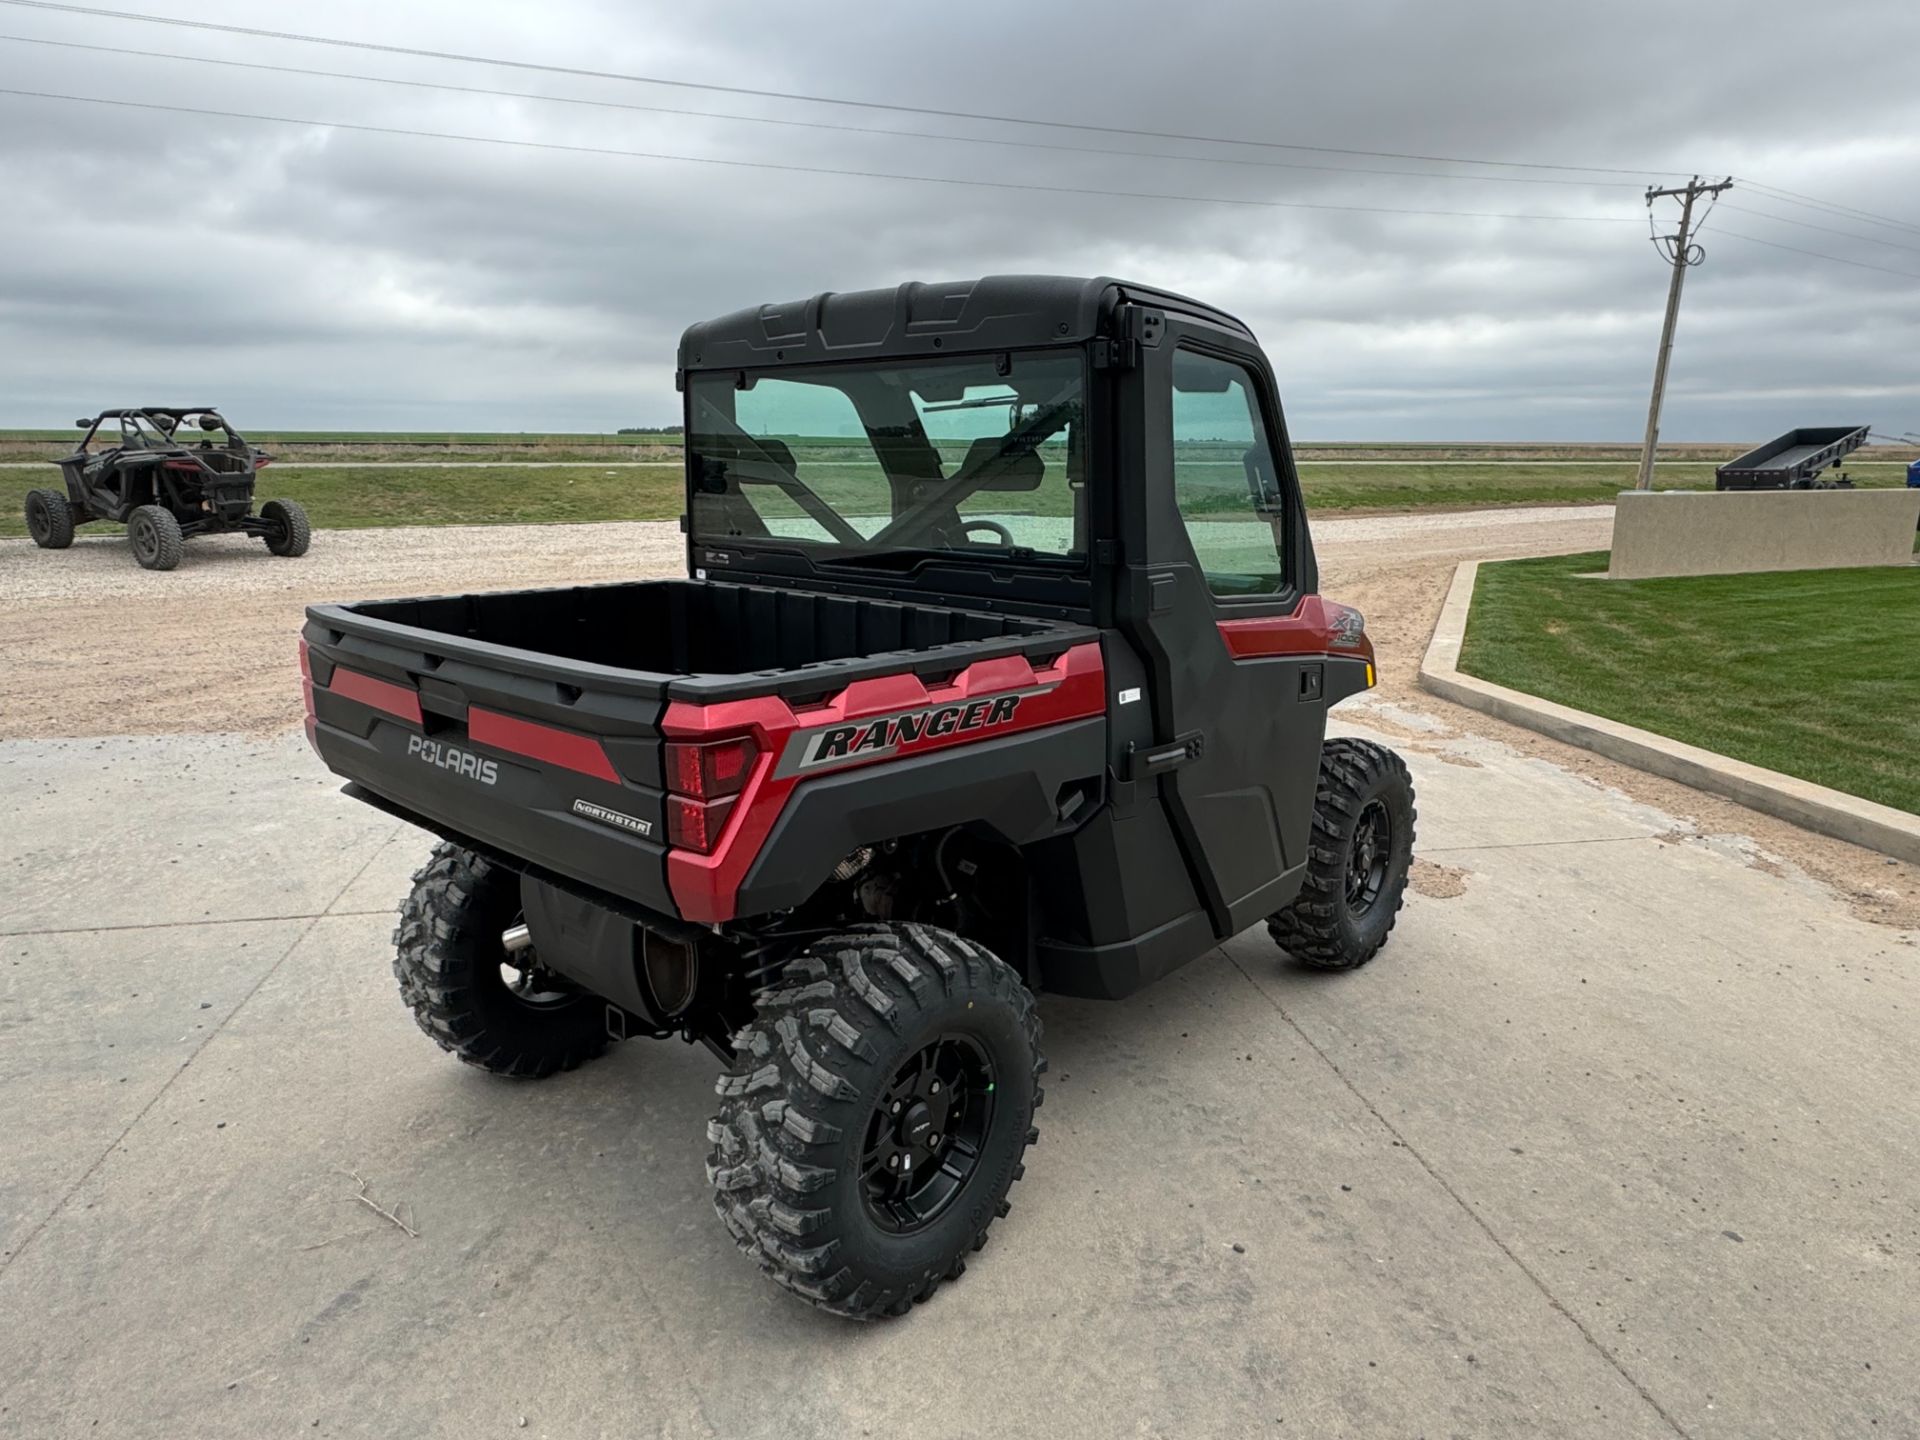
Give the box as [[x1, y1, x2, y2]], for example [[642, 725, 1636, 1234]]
[[1715, 228, 1920, 282], [1741, 181, 1920, 239], [1735, 179, 1920, 239], [1718, 201, 1920, 256], [0, 33, 1647, 191], [0, 0, 1692, 181], [0, 86, 1645, 224], [1735, 183, 1920, 242]]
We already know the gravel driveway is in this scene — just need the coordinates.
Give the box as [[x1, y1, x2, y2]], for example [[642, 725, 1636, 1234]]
[[2, 502, 1911, 926]]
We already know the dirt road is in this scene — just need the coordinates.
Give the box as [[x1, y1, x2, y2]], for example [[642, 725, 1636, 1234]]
[[3, 504, 1912, 924], [0, 507, 1603, 738]]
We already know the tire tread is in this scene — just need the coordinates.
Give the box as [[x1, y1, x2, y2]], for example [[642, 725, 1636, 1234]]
[[392, 841, 609, 1078], [1268, 737, 1416, 970], [708, 924, 1042, 1320]]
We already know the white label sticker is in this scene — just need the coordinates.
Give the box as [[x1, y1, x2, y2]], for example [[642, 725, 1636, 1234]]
[[1118, 687, 1142, 704]]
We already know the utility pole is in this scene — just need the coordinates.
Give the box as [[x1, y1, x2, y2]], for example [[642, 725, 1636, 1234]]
[[1635, 175, 1733, 490]]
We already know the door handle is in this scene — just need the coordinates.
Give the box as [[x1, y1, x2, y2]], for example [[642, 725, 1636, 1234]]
[[1125, 729, 1204, 780]]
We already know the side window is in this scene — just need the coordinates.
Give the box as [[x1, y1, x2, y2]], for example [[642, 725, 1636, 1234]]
[[1170, 350, 1290, 597]]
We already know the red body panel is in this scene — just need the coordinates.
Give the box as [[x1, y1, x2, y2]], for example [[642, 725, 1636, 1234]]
[[1216, 595, 1375, 667], [326, 665, 424, 725], [468, 708, 621, 783], [662, 641, 1107, 925]]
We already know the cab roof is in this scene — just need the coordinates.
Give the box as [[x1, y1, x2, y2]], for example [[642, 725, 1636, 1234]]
[[678, 274, 1253, 373]]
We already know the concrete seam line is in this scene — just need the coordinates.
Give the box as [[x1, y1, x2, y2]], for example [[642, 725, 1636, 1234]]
[[0, 907, 397, 939], [0, 836, 397, 1285], [1418, 834, 1651, 854], [1418, 560, 1920, 865], [1222, 951, 1695, 1439]]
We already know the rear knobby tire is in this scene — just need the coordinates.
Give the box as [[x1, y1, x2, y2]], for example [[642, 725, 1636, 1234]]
[[392, 841, 609, 1078], [1268, 737, 1416, 971], [260, 497, 312, 557], [128, 504, 183, 571], [709, 923, 1044, 1320], [25, 488, 75, 549]]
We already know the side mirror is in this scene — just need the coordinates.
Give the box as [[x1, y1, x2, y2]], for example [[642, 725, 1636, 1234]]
[[76, 418, 92, 428]]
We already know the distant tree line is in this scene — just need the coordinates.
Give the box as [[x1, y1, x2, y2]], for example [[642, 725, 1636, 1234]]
[[617, 424, 683, 435]]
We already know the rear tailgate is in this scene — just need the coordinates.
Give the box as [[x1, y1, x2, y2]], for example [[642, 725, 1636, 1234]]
[[301, 600, 677, 917]]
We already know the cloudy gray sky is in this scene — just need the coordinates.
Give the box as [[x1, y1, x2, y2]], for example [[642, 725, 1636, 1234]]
[[2, 0, 1917, 438]]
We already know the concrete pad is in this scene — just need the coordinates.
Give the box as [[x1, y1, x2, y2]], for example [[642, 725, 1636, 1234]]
[[2, 723, 1915, 1437], [0, 911, 1669, 1440], [323, 824, 435, 918], [1330, 714, 1663, 855], [1233, 753, 1920, 1439], [0, 917, 317, 1258], [1, 733, 399, 933]]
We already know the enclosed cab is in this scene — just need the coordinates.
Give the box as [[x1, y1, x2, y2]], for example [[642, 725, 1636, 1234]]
[[299, 276, 1415, 1318]]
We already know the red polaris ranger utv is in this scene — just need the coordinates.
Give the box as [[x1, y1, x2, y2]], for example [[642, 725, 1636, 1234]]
[[300, 276, 1415, 1319]]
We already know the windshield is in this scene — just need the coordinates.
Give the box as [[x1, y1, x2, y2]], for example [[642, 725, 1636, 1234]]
[[686, 349, 1085, 566]]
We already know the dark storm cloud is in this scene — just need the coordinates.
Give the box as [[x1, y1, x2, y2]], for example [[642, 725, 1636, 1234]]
[[0, 0, 1915, 435]]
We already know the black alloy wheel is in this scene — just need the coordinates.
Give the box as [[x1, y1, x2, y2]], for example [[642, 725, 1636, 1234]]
[[1345, 798, 1392, 917], [860, 1033, 996, 1235]]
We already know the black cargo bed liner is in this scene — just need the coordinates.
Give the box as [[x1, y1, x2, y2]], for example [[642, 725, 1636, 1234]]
[[318, 578, 1097, 703]]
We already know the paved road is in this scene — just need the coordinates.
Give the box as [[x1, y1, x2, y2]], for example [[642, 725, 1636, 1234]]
[[2, 713, 1914, 1438]]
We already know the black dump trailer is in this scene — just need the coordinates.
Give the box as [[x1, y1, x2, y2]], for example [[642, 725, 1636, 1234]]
[[1715, 425, 1869, 490]]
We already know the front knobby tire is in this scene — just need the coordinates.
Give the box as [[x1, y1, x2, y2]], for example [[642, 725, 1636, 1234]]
[[708, 924, 1044, 1320], [392, 841, 609, 1078], [1269, 737, 1416, 971], [128, 504, 183, 571], [260, 497, 312, 557], [25, 488, 75, 549]]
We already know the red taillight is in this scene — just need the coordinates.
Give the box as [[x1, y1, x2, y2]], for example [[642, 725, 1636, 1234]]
[[662, 734, 757, 852], [665, 794, 738, 854], [664, 736, 757, 800]]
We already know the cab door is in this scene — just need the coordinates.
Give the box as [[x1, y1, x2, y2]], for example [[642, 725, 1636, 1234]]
[[1110, 311, 1332, 939]]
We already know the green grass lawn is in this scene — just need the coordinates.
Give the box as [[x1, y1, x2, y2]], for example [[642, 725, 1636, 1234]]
[[15, 458, 1904, 537], [1460, 551, 1920, 814], [0, 465, 687, 536], [4, 458, 1910, 537]]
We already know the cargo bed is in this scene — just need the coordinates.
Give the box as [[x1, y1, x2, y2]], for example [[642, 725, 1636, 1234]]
[[300, 579, 1101, 924], [1716, 425, 1869, 490]]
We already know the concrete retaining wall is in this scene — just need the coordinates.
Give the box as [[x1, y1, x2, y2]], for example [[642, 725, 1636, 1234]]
[[1608, 488, 1920, 580]]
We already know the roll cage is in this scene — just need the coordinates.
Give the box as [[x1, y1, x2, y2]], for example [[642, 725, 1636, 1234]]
[[73, 407, 250, 458]]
